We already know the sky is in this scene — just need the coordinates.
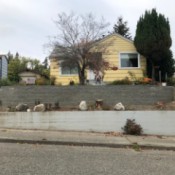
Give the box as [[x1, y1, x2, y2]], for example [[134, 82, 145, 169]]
[[0, 0, 175, 61]]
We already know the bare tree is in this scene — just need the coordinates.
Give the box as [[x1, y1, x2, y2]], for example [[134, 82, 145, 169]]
[[52, 12, 110, 85]]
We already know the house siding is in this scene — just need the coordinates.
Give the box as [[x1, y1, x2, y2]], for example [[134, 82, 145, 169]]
[[92, 35, 146, 82], [50, 34, 146, 85], [19, 72, 42, 85], [0, 56, 8, 79]]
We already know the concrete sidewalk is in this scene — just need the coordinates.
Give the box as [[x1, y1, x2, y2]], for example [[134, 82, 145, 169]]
[[0, 129, 175, 150]]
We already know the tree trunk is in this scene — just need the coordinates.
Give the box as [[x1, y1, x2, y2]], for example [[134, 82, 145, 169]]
[[79, 76, 85, 85], [78, 69, 86, 85], [151, 61, 155, 82], [77, 61, 86, 85]]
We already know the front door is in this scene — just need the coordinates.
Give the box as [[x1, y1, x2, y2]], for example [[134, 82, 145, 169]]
[[88, 70, 95, 80]]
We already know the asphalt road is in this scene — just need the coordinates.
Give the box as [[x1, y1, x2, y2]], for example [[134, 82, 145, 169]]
[[0, 143, 175, 175]]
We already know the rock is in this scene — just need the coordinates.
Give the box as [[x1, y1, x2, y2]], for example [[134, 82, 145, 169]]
[[16, 103, 28, 111], [33, 104, 45, 112], [27, 109, 31, 112], [114, 102, 125, 111], [79, 101, 88, 111]]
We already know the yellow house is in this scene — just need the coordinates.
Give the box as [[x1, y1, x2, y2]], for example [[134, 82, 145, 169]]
[[50, 34, 146, 85]]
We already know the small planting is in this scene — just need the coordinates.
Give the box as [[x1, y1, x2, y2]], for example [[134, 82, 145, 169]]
[[50, 76, 56, 85], [155, 101, 166, 110], [0, 78, 14, 86], [132, 143, 141, 151], [88, 103, 96, 110], [7, 106, 16, 112], [35, 99, 40, 105], [102, 105, 111, 111], [69, 80, 75, 86], [54, 101, 60, 109], [167, 77, 175, 86], [110, 77, 132, 85], [128, 71, 137, 82], [36, 77, 50, 85], [122, 119, 143, 135]]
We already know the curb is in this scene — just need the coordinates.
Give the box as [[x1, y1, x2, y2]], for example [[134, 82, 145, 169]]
[[0, 138, 175, 151], [0, 138, 130, 148]]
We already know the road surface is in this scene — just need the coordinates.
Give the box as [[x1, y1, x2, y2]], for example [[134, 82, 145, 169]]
[[0, 143, 175, 175]]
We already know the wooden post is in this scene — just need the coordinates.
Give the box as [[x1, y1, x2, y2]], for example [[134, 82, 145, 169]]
[[159, 70, 161, 83]]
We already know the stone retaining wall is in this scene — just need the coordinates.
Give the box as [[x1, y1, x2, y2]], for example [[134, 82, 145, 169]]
[[0, 85, 174, 107]]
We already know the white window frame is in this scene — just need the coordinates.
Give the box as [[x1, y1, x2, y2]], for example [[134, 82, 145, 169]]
[[119, 52, 140, 69]]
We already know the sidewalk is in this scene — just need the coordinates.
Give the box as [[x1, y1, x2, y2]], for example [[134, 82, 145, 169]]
[[0, 129, 175, 150]]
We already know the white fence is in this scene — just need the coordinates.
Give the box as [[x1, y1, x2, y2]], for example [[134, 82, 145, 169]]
[[0, 111, 175, 135]]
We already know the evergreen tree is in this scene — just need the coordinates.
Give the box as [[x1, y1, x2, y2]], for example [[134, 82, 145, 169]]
[[113, 16, 132, 39], [8, 58, 22, 82], [134, 9, 172, 81], [43, 57, 48, 69], [8, 56, 50, 82], [158, 50, 175, 81], [7, 51, 13, 62], [15, 52, 19, 59]]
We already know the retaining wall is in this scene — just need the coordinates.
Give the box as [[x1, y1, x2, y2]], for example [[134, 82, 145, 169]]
[[0, 111, 175, 136], [0, 85, 174, 107]]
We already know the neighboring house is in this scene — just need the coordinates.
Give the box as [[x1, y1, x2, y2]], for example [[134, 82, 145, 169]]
[[49, 34, 146, 85], [19, 71, 41, 85], [0, 55, 8, 79]]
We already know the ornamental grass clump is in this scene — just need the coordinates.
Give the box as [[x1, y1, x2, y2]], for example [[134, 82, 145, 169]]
[[122, 119, 143, 135]]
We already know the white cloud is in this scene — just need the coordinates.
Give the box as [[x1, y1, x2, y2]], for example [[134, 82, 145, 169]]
[[0, 0, 174, 60]]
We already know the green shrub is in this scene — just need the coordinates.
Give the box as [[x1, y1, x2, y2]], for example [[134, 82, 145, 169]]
[[36, 77, 50, 85], [69, 80, 75, 86], [54, 101, 60, 109], [102, 105, 111, 110], [122, 119, 143, 135], [0, 78, 13, 86], [167, 77, 175, 86], [110, 78, 132, 85], [128, 71, 137, 82], [35, 99, 40, 105], [88, 103, 96, 110], [50, 76, 56, 85]]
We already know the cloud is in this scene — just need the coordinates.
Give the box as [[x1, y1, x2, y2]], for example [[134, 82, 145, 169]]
[[0, 0, 174, 59], [0, 0, 58, 58]]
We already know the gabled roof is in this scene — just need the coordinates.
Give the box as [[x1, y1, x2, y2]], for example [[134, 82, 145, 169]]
[[18, 69, 42, 76], [49, 47, 71, 59], [49, 48, 60, 59], [92, 33, 133, 46], [18, 71, 39, 77], [49, 33, 133, 59]]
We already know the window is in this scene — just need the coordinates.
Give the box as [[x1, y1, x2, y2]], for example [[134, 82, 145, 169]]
[[61, 65, 78, 75], [120, 53, 139, 68]]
